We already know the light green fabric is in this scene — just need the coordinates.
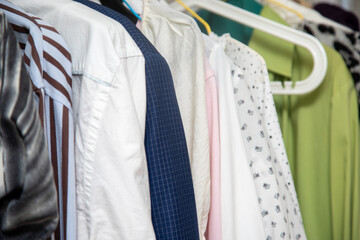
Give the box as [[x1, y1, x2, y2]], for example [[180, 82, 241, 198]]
[[248, 6, 360, 240], [198, 0, 262, 44]]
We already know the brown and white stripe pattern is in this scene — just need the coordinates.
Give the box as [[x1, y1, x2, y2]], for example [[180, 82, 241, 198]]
[[0, 1, 76, 240]]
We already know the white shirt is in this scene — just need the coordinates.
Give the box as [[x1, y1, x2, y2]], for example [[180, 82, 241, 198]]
[[204, 34, 266, 240], [215, 33, 307, 240], [140, 1, 210, 239], [7, 1, 156, 239]]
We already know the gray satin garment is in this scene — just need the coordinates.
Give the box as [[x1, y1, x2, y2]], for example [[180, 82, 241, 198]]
[[0, 12, 58, 239]]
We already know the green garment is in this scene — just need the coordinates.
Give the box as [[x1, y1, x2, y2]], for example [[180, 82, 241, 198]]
[[248, 6, 360, 240], [198, 0, 262, 44]]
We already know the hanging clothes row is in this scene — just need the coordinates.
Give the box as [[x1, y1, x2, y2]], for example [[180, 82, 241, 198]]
[[0, 0, 359, 240], [199, 1, 360, 240]]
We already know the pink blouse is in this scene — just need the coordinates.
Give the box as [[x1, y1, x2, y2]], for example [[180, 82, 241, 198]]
[[204, 56, 222, 240]]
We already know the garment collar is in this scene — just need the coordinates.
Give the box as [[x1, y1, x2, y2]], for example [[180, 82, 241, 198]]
[[248, 6, 294, 79]]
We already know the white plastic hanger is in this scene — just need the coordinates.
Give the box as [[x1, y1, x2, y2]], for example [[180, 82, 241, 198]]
[[259, 0, 353, 33], [170, 0, 328, 95]]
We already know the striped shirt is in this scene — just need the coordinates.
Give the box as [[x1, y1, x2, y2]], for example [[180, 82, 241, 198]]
[[0, 1, 76, 240]]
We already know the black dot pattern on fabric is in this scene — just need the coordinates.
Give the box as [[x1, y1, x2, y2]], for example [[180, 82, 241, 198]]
[[211, 33, 306, 239]]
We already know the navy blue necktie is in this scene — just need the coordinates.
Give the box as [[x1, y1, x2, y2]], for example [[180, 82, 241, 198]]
[[73, 1, 199, 239]]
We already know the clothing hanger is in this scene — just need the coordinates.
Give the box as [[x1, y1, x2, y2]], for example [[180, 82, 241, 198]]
[[100, 0, 139, 23], [122, 0, 142, 20], [125, 0, 143, 15], [261, 0, 353, 32], [263, 0, 304, 20], [170, 0, 328, 95], [293, 0, 312, 8], [174, 0, 211, 34]]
